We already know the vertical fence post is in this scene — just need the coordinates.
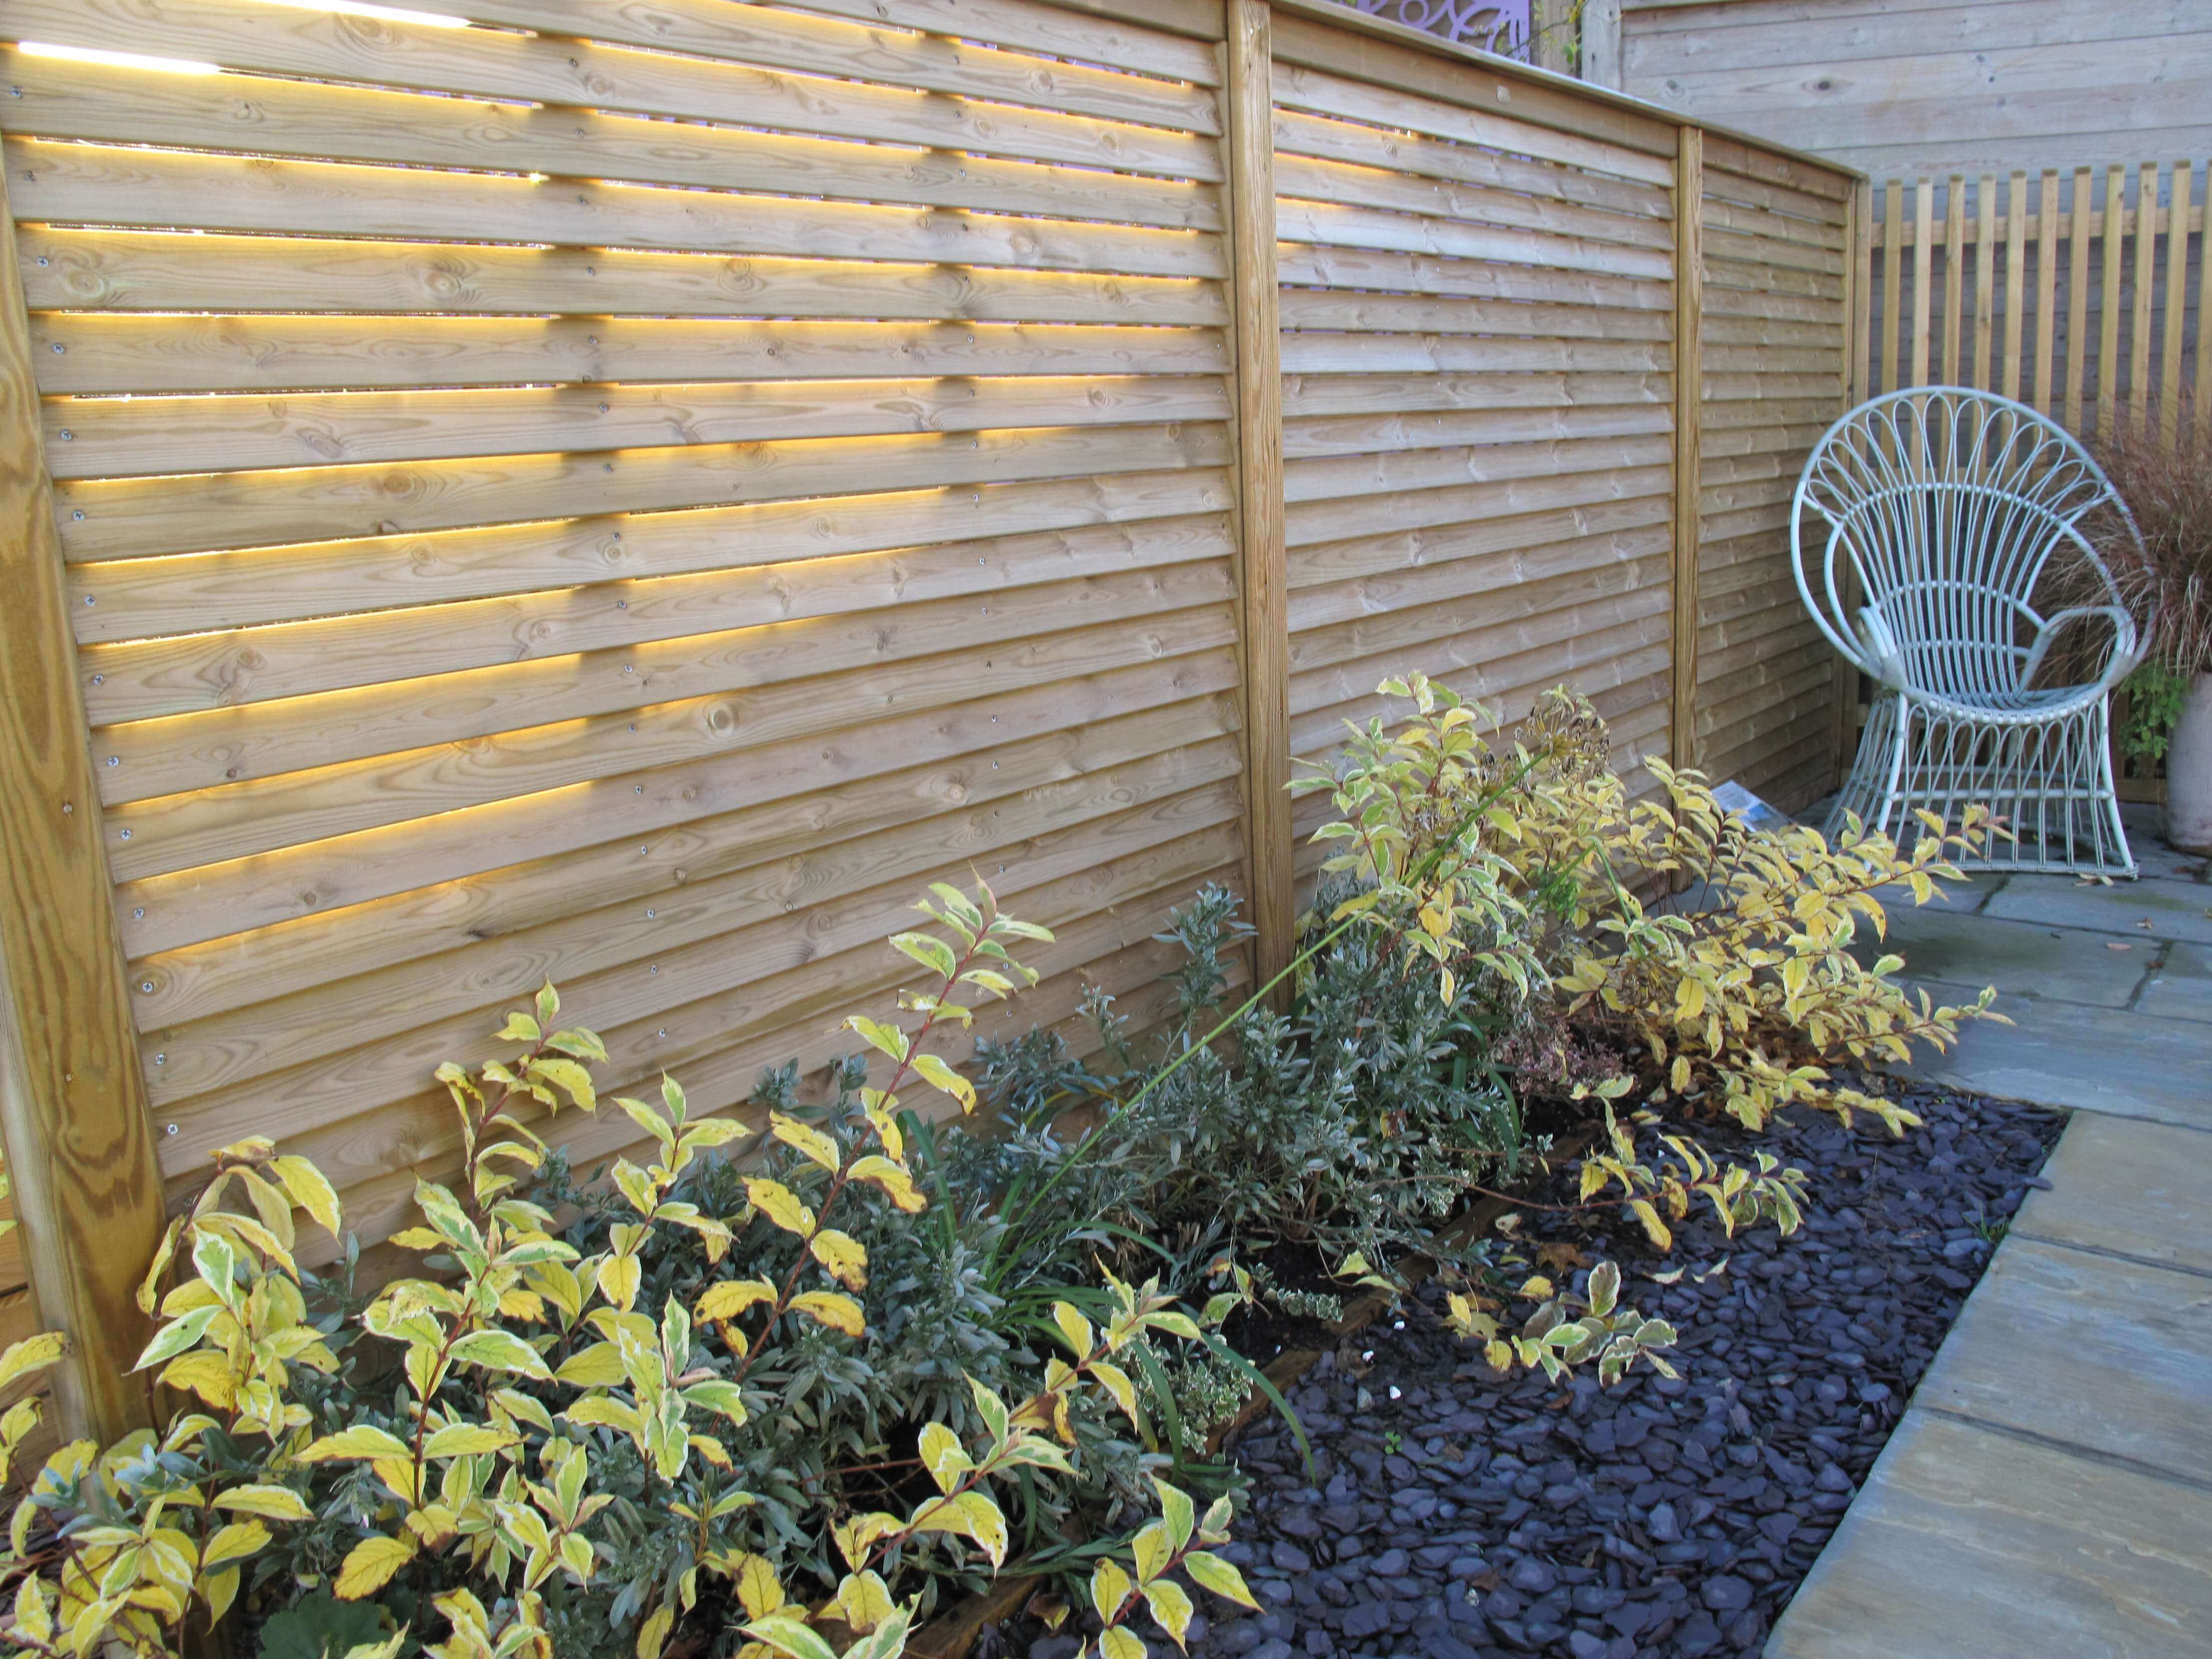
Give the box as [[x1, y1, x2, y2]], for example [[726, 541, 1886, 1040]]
[[1834, 177, 1873, 786], [2096, 163, 2123, 435], [0, 171, 166, 1444], [1225, 0, 1292, 999], [1671, 125, 1704, 775], [2128, 161, 2157, 439], [2161, 163, 2192, 449]]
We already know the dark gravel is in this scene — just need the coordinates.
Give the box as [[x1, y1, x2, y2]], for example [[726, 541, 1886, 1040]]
[[989, 1080, 2061, 1659]]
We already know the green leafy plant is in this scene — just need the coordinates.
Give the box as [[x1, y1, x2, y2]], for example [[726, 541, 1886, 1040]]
[[0, 883, 1256, 1659]]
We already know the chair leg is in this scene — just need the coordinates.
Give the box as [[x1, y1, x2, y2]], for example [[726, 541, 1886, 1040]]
[[2087, 696, 2138, 878], [1825, 693, 1905, 845]]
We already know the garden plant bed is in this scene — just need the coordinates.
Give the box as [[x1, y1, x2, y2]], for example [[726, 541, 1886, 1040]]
[[983, 1080, 2063, 1659]]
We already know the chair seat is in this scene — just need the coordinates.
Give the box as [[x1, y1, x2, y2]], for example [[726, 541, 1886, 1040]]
[[1903, 681, 2109, 721]]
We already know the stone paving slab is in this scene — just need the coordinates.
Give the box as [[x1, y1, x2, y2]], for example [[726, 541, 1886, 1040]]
[[2139, 942, 2212, 1025], [1982, 875, 2212, 944], [2014, 1114, 2212, 1276], [1895, 980, 2212, 1132], [1772, 1410, 2212, 1659], [1857, 907, 2158, 1007], [1913, 1234, 2212, 1488]]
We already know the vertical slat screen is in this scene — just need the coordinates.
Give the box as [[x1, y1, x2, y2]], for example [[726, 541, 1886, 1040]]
[[1863, 164, 2207, 442], [1267, 17, 1686, 879], [1695, 139, 1854, 804], [5, 0, 1253, 1252]]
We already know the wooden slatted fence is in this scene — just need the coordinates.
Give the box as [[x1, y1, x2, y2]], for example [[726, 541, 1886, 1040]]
[[0, 0, 1857, 1437]]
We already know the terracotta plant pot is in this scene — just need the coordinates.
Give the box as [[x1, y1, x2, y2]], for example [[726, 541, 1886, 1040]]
[[2167, 670, 2212, 854]]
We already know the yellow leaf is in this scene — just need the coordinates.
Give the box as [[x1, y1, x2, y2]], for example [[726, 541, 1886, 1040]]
[[1091, 1361, 1140, 1429], [554, 1341, 628, 1389], [743, 1179, 815, 1237], [0, 1333, 67, 1394], [1517, 1276, 1555, 1300], [200, 1566, 240, 1628], [1143, 1580, 1194, 1651], [1091, 1558, 1132, 1624], [790, 1291, 865, 1339], [807, 1229, 869, 1291], [1674, 978, 1706, 1022], [910, 1052, 977, 1113], [269, 1155, 343, 1237], [597, 1253, 641, 1313], [768, 1114, 841, 1174], [848, 1156, 926, 1214], [334, 1534, 415, 1600], [159, 1351, 237, 1411], [200, 1520, 269, 1569], [730, 1552, 784, 1620], [694, 1278, 779, 1324], [1101, 1628, 1147, 1659], [835, 1569, 895, 1634], [1629, 1198, 1673, 1251], [212, 1484, 314, 1522], [637, 1606, 673, 1659]]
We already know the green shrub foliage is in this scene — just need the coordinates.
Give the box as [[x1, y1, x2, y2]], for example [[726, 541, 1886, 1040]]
[[0, 674, 1997, 1659]]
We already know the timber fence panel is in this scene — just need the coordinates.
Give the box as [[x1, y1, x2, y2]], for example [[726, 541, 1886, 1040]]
[[1, 0, 1257, 1278], [1270, 13, 1691, 877], [1695, 139, 1855, 806], [0, 0, 1862, 1421]]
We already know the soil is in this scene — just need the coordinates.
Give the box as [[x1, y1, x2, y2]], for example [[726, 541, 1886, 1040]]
[[980, 1079, 2063, 1659]]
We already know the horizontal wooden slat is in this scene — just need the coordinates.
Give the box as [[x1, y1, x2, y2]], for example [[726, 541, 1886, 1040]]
[[102, 592, 1239, 880], [1268, 30, 1678, 172], [32, 315, 1232, 396], [1282, 402, 1674, 462], [0, 50, 1221, 232], [48, 373, 1230, 480], [19, 228, 1227, 327], [71, 466, 1231, 642], [86, 512, 1234, 723], [4, 0, 1224, 178], [3, 142, 1224, 283], [119, 648, 1243, 963], [1277, 197, 1674, 281], [1273, 152, 1674, 251], [131, 675, 1244, 1024], [1278, 242, 1673, 312], [98, 559, 1235, 812], [1290, 459, 1672, 546], [1270, 106, 1672, 221], [57, 420, 1232, 562]]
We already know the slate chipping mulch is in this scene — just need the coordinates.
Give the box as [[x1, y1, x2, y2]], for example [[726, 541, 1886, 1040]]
[[1001, 1081, 2063, 1659]]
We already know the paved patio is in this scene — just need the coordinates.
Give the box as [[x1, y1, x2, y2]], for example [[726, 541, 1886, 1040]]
[[1773, 805, 2212, 1658]]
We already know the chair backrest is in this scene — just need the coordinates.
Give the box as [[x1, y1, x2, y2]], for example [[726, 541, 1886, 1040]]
[[1791, 388, 2140, 695]]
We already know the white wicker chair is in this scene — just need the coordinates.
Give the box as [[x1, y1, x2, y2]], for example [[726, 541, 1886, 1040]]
[[1792, 387, 2147, 876]]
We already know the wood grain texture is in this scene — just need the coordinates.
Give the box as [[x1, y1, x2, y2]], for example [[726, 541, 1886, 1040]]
[[1672, 127, 1705, 771], [1621, 0, 2212, 182], [1226, 0, 1294, 1001], [0, 171, 164, 1441], [0, 0, 1872, 1267]]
